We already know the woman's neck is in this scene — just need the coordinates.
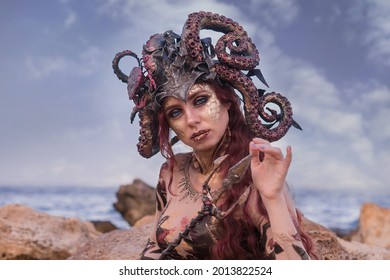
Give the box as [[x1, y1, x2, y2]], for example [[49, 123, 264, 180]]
[[192, 149, 215, 175], [191, 127, 231, 175]]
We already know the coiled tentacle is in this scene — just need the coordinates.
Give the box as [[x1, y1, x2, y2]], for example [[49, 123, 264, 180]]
[[112, 50, 141, 84], [182, 11, 259, 69], [113, 50, 160, 158], [214, 64, 292, 141]]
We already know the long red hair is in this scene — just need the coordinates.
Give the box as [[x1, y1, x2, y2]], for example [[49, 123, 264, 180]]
[[157, 82, 316, 259]]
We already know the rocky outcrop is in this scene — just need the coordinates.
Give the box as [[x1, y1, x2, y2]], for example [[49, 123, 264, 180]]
[[90, 221, 118, 233], [133, 215, 154, 227], [302, 216, 390, 260], [69, 214, 390, 260], [69, 223, 152, 260], [113, 179, 156, 226], [0, 204, 101, 260], [348, 203, 390, 249]]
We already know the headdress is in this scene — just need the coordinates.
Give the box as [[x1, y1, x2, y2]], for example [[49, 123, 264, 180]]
[[113, 11, 301, 158]]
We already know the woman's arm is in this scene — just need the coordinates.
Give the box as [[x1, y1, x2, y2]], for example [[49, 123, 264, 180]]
[[139, 162, 170, 260], [248, 138, 310, 260]]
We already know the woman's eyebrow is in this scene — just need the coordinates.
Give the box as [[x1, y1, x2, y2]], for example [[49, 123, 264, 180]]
[[187, 89, 208, 101], [163, 99, 181, 112], [163, 89, 209, 111]]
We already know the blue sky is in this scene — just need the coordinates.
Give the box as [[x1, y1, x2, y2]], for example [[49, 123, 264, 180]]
[[1, 0, 389, 191]]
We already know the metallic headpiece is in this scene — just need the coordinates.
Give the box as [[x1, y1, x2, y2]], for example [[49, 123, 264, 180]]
[[113, 11, 301, 158]]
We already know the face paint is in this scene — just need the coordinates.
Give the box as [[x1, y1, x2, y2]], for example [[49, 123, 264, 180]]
[[187, 83, 221, 123], [206, 91, 221, 123], [162, 82, 230, 157]]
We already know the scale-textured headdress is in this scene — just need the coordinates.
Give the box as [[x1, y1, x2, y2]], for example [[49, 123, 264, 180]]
[[113, 11, 301, 158]]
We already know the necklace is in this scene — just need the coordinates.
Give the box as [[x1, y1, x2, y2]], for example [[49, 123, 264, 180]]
[[178, 154, 221, 202]]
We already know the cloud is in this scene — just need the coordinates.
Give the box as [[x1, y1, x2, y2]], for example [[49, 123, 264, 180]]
[[77, 46, 103, 76], [347, 0, 390, 67], [0, 117, 163, 187], [25, 56, 68, 79], [64, 11, 76, 28], [347, 82, 390, 142], [24, 45, 103, 79], [248, 0, 299, 26], [97, 0, 240, 26]]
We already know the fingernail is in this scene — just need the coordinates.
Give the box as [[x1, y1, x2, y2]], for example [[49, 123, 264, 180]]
[[251, 143, 266, 150]]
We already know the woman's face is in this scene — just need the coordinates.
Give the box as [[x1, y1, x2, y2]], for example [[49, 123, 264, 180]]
[[162, 83, 230, 154]]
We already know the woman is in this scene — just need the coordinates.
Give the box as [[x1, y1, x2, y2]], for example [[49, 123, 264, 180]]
[[113, 11, 315, 259]]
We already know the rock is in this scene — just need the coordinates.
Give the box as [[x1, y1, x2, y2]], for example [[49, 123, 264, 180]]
[[302, 216, 349, 259], [69, 215, 154, 260], [69, 223, 152, 260], [90, 221, 118, 233], [302, 216, 390, 260], [69, 215, 390, 260], [349, 203, 390, 249], [0, 204, 101, 260], [133, 215, 155, 227], [338, 238, 390, 260], [113, 179, 156, 226]]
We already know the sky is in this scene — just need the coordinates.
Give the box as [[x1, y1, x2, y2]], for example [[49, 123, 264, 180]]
[[0, 0, 389, 192]]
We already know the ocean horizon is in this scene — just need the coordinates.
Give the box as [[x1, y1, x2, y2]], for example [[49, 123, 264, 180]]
[[1, 185, 390, 233]]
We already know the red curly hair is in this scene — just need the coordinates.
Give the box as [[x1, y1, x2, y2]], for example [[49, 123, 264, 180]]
[[157, 82, 316, 259]]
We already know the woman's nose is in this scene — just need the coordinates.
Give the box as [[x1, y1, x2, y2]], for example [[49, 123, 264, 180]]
[[185, 107, 200, 127]]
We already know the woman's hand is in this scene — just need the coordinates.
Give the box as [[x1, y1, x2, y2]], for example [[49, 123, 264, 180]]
[[249, 138, 292, 201]]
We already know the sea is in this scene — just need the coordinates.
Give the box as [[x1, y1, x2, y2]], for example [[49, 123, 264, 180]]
[[1, 185, 390, 233]]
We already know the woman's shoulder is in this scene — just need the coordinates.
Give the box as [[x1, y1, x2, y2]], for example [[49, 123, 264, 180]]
[[173, 152, 192, 164], [162, 152, 191, 167], [158, 152, 192, 177]]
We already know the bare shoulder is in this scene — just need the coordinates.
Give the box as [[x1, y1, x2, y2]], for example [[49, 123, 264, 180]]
[[171, 152, 192, 171], [174, 152, 191, 161], [158, 152, 191, 180]]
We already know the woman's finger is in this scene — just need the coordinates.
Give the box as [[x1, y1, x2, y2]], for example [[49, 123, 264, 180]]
[[285, 146, 292, 166], [250, 143, 284, 160], [251, 138, 270, 145], [250, 141, 268, 163]]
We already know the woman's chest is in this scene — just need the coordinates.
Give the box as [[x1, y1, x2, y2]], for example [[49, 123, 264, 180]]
[[156, 194, 218, 259]]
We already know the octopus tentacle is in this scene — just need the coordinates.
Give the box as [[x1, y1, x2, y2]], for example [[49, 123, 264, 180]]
[[182, 11, 259, 68], [113, 50, 159, 158], [137, 107, 160, 158], [214, 64, 292, 142], [215, 33, 259, 70], [131, 79, 159, 158], [112, 50, 141, 83]]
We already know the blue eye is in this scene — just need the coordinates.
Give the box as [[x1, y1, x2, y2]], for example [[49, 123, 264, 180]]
[[194, 96, 208, 106], [168, 108, 182, 118]]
